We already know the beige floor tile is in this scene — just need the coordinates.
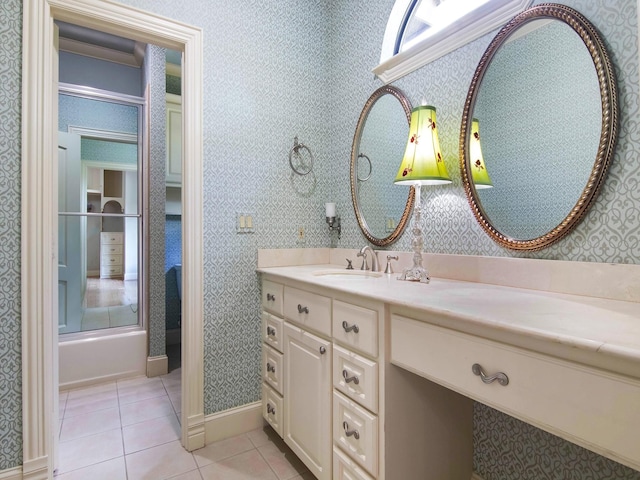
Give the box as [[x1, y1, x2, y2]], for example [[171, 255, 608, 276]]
[[287, 473, 316, 480], [120, 395, 175, 426], [123, 413, 181, 454], [247, 425, 280, 448], [118, 381, 167, 405], [57, 428, 123, 474], [66, 381, 117, 401], [60, 406, 121, 442], [55, 456, 127, 480], [193, 434, 255, 467], [64, 390, 119, 418], [258, 441, 309, 480], [117, 375, 163, 390], [167, 470, 203, 480], [199, 449, 278, 480], [126, 440, 197, 480]]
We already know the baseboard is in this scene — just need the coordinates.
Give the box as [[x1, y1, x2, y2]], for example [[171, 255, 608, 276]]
[[87, 269, 100, 277], [59, 369, 143, 391], [204, 401, 263, 444], [471, 473, 485, 480], [147, 355, 169, 377], [0, 466, 23, 480]]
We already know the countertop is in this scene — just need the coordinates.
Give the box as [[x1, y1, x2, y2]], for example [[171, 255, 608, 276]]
[[258, 264, 640, 378]]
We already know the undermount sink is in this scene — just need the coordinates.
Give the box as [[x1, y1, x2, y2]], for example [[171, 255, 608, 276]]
[[312, 269, 383, 279]]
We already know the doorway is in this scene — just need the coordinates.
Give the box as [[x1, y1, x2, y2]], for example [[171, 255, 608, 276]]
[[21, 1, 204, 477]]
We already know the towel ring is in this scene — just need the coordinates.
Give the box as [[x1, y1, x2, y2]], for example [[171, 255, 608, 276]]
[[289, 136, 314, 176], [357, 153, 372, 182]]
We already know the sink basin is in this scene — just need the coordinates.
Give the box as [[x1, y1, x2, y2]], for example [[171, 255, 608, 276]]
[[312, 269, 383, 279]]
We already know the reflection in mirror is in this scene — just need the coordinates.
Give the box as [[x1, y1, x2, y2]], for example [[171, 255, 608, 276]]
[[351, 86, 414, 246], [460, 4, 618, 250]]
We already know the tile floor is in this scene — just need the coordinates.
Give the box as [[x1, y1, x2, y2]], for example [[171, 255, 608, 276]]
[[56, 370, 313, 480]]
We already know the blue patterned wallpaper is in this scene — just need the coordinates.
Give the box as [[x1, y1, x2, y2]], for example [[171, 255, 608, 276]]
[[58, 94, 138, 133], [81, 138, 137, 165], [0, 0, 22, 469], [2, 0, 640, 475]]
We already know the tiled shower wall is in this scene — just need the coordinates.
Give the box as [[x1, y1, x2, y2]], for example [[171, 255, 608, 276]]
[[1, 0, 640, 476]]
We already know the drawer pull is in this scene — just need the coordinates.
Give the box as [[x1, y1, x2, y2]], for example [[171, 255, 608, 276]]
[[297, 304, 309, 314], [266, 293, 276, 301], [266, 362, 275, 373], [472, 363, 509, 386], [342, 421, 360, 440], [341, 320, 359, 334], [319, 346, 326, 355], [266, 326, 276, 336], [267, 403, 276, 415], [342, 369, 360, 385]]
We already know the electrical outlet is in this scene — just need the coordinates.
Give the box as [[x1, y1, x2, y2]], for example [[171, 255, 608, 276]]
[[296, 226, 306, 245], [237, 212, 255, 233]]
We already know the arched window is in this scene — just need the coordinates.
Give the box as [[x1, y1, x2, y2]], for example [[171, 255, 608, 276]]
[[374, 0, 532, 83]]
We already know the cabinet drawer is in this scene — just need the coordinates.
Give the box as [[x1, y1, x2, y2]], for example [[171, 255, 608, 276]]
[[333, 344, 378, 414], [100, 232, 123, 244], [262, 383, 284, 438], [262, 280, 283, 316], [101, 244, 123, 255], [262, 311, 284, 353], [333, 391, 378, 477], [284, 286, 331, 337], [101, 254, 123, 266], [262, 345, 284, 395], [333, 300, 378, 358], [100, 265, 123, 276], [333, 446, 375, 480], [391, 314, 640, 470]]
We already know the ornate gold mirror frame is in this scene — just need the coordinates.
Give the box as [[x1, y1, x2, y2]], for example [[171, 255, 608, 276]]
[[460, 3, 618, 251], [350, 85, 414, 246]]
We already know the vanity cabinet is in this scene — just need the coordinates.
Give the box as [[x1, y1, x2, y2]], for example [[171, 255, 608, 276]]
[[261, 281, 284, 435], [100, 232, 124, 278]]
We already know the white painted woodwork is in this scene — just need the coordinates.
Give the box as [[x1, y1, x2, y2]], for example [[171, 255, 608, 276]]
[[262, 383, 284, 438], [262, 344, 284, 395], [166, 93, 182, 186], [261, 311, 284, 353], [332, 300, 379, 358], [284, 286, 332, 337], [262, 279, 284, 316], [333, 447, 376, 480], [333, 344, 379, 414], [391, 314, 640, 471], [100, 232, 124, 278], [284, 322, 332, 480]]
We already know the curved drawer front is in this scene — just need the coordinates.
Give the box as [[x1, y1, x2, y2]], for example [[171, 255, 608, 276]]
[[262, 280, 284, 316], [263, 345, 284, 395], [262, 383, 283, 438], [333, 391, 378, 477], [262, 311, 284, 353], [391, 314, 640, 471], [333, 446, 375, 480], [332, 300, 378, 358], [333, 344, 378, 414], [284, 286, 331, 337]]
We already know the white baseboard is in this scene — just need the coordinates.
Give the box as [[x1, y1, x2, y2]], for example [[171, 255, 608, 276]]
[[147, 355, 169, 377], [204, 401, 263, 444], [0, 466, 23, 480], [471, 473, 485, 480]]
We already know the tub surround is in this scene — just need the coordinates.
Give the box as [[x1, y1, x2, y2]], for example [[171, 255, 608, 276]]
[[257, 248, 640, 475]]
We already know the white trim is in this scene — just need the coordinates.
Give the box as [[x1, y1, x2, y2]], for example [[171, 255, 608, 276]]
[[166, 62, 182, 78], [471, 474, 485, 480], [60, 82, 145, 106], [59, 36, 142, 67], [147, 355, 169, 377], [83, 160, 137, 172], [204, 402, 264, 444], [374, 0, 532, 84], [22, 1, 204, 477], [0, 466, 23, 480], [68, 126, 137, 143]]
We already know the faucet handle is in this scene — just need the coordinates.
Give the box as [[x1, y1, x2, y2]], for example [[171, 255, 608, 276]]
[[345, 259, 353, 270], [356, 251, 369, 270], [384, 255, 398, 275]]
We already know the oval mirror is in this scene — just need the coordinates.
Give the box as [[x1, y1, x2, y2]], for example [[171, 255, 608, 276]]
[[351, 85, 414, 246], [460, 3, 618, 251]]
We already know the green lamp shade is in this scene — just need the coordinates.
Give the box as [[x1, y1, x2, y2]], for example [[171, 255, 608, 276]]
[[470, 118, 493, 189], [394, 105, 451, 185]]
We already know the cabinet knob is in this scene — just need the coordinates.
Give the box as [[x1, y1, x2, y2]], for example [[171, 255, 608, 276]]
[[267, 403, 275, 415], [297, 304, 309, 314], [266, 293, 275, 302], [266, 362, 275, 373], [342, 421, 360, 440], [319, 346, 326, 355], [266, 326, 276, 336], [341, 321, 359, 334], [472, 363, 509, 386], [342, 369, 360, 385]]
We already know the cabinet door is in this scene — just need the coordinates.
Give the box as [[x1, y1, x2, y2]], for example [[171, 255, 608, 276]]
[[284, 322, 332, 480], [166, 94, 182, 186]]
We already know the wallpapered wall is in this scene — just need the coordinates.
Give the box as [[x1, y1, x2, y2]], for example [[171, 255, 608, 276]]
[[1, 0, 640, 477]]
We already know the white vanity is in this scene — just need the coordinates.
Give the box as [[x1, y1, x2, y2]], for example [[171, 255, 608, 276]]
[[258, 249, 640, 479]]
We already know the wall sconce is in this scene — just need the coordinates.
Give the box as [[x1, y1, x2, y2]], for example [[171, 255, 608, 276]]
[[394, 104, 451, 283], [470, 118, 492, 189], [325, 202, 341, 238]]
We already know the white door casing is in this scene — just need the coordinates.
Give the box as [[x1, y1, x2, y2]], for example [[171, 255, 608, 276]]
[[21, 1, 204, 478]]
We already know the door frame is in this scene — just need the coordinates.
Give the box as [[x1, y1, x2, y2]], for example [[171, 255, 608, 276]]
[[21, 0, 204, 477]]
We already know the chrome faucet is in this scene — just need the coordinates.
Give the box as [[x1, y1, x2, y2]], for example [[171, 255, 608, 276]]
[[357, 245, 379, 272]]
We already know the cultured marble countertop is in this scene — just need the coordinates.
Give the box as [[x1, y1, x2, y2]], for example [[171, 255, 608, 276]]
[[258, 264, 640, 378]]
